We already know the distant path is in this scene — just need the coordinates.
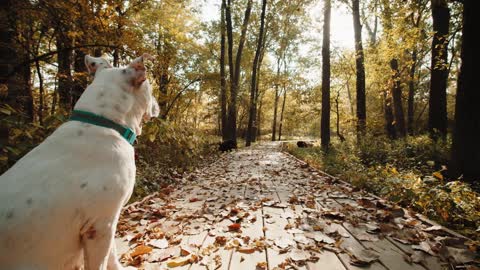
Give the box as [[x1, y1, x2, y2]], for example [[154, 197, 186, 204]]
[[115, 142, 471, 270]]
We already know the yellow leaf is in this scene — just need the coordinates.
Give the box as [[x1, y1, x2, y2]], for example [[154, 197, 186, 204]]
[[256, 262, 268, 269], [167, 257, 190, 268], [130, 245, 153, 257], [167, 254, 198, 268], [433, 171, 443, 180]]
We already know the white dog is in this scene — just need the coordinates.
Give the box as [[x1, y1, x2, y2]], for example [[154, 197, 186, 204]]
[[0, 54, 159, 270]]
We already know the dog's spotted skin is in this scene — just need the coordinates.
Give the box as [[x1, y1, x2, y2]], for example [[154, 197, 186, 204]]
[[0, 54, 159, 270]]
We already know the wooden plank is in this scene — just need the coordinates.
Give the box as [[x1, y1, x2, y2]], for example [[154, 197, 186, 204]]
[[229, 208, 267, 270], [290, 201, 378, 270], [263, 206, 305, 270], [385, 236, 447, 270], [320, 197, 426, 270]]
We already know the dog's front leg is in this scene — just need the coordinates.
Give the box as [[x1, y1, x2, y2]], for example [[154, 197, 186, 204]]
[[82, 217, 118, 270], [107, 239, 123, 270]]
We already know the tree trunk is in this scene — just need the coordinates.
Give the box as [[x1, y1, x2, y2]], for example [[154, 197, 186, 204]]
[[51, 77, 57, 115], [159, 65, 169, 119], [450, 0, 477, 181], [220, 0, 228, 140], [271, 57, 281, 141], [428, 0, 449, 138], [72, 47, 87, 107], [252, 46, 265, 142], [390, 59, 406, 137], [352, 0, 366, 137], [35, 59, 44, 125], [335, 91, 345, 141], [384, 89, 396, 139], [246, 0, 267, 146], [321, 0, 331, 148], [407, 49, 417, 135], [256, 93, 263, 139], [278, 88, 287, 141], [56, 35, 73, 113], [345, 77, 355, 118], [226, 0, 253, 144]]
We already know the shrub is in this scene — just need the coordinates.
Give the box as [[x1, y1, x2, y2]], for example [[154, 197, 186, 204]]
[[284, 136, 480, 240]]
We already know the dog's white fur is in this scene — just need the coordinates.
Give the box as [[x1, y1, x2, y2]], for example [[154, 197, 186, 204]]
[[0, 55, 159, 270]]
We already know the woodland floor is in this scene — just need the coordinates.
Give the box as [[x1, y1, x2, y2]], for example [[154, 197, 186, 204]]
[[115, 142, 477, 270]]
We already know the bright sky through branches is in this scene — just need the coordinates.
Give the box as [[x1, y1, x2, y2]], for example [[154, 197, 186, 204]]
[[200, 0, 355, 50]]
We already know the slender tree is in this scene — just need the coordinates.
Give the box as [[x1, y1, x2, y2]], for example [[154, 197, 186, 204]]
[[271, 56, 281, 141], [428, 0, 450, 138], [451, 0, 477, 181], [384, 89, 396, 139], [321, 0, 331, 148], [278, 87, 287, 141], [352, 0, 366, 137], [407, 49, 417, 135], [225, 0, 253, 144], [246, 0, 267, 146], [56, 33, 73, 112], [390, 59, 406, 137], [220, 0, 228, 140]]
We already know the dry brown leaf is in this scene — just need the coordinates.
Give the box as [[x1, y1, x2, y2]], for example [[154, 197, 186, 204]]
[[256, 261, 268, 270], [166, 254, 197, 268], [238, 247, 256, 254], [228, 223, 241, 231], [130, 245, 153, 257], [215, 236, 227, 246]]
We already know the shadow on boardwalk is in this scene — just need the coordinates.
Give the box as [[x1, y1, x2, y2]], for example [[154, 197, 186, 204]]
[[116, 142, 476, 270]]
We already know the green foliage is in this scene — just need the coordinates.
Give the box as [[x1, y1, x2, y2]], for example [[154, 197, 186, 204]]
[[0, 106, 220, 203], [284, 136, 480, 240], [0, 104, 64, 172], [128, 120, 220, 202]]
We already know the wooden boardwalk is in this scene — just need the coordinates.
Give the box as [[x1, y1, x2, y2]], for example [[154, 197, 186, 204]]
[[115, 142, 476, 270]]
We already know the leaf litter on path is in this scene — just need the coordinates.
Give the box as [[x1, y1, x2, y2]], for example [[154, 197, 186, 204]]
[[116, 143, 477, 269]]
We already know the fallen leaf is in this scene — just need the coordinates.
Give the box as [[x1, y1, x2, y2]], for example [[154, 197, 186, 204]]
[[347, 248, 379, 266], [412, 241, 436, 256], [166, 254, 198, 268], [294, 234, 311, 244], [423, 225, 443, 232], [130, 245, 153, 257], [215, 236, 227, 246], [432, 171, 443, 180], [274, 237, 295, 249], [180, 246, 193, 256], [290, 249, 309, 262], [309, 232, 335, 244], [238, 247, 256, 254], [256, 261, 268, 269], [149, 239, 169, 249]]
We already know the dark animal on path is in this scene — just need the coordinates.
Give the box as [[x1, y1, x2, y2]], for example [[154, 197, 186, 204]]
[[219, 140, 237, 152], [297, 141, 313, 148]]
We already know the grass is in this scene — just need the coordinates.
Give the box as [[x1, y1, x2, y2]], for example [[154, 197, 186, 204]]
[[283, 135, 480, 240]]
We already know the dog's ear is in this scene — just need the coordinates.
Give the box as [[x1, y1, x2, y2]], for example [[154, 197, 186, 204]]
[[127, 53, 153, 87], [85, 55, 112, 75]]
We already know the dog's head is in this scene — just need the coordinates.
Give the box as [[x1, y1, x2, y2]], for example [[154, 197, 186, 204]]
[[82, 54, 160, 135]]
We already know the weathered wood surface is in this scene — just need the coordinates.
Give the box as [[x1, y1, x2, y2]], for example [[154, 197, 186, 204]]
[[116, 142, 475, 270]]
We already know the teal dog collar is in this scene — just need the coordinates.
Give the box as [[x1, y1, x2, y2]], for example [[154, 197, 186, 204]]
[[69, 110, 137, 145]]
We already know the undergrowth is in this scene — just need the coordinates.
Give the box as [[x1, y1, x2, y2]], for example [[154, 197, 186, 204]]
[[284, 135, 480, 240], [132, 120, 220, 201], [0, 108, 220, 203]]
